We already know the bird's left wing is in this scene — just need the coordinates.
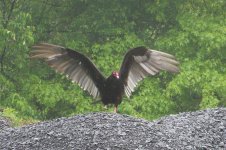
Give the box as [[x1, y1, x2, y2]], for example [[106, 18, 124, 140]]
[[30, 43, 105, 99], [119, 46, 179, 98]]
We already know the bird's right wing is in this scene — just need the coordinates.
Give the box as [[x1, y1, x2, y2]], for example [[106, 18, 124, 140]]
[[30, 43, 105, 99], [119, 46, 179, 98]]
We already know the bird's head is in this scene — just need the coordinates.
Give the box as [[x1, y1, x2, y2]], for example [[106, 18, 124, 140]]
[[112, 71, 120, 79]]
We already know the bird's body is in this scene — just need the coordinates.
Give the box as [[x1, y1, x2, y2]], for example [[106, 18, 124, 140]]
[[102, 73, 124, 110], [30, 43, 179, 113]]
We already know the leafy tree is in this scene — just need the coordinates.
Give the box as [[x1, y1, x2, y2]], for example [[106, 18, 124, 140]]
[[0, 0, 225, 123]]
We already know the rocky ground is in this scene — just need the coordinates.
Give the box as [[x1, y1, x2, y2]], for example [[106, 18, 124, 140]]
[[0, 116, 11, 131], [0, 108, 226, 150]]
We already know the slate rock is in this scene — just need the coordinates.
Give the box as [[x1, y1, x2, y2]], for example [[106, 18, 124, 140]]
[[0, 108, 226, 149]]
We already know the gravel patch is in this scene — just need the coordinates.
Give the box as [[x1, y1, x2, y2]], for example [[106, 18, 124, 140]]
[[0, 108, 226, 149], [0, 116, 11, 131]]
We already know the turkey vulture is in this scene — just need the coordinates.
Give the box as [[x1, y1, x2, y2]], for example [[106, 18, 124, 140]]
[[30, 43, 179, 113]]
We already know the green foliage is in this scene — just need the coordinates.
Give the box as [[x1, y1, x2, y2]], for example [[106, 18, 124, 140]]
[[0, 0, 225, 123], [166, 60, 226, 111], [120, 78, 175, 120], [155, 0, 226, 113], [1, 107, 38, 127]]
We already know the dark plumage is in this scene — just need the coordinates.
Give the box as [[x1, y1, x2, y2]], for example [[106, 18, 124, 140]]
[[30, 43, 179, 113]]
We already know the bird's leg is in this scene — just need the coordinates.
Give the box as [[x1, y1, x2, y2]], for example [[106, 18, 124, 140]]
[[114, 105, 118, 113]]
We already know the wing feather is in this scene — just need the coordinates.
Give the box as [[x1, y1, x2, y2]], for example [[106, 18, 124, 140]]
[[120, 46, 179, 98], [30, 43, 105, 99]]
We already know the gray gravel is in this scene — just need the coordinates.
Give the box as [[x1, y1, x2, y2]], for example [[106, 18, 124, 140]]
[[0, 116, 11, 131], [0, 108, 226, 150]]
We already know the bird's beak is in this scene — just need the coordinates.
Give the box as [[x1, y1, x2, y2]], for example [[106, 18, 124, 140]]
[[116, 74, 119, 79]]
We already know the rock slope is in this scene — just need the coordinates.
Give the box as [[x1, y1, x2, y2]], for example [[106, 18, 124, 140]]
[[0, 116, 11, 131], [0, 108, 226, 149]]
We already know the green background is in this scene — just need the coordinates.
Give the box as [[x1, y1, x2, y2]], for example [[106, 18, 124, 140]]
[[0, 0, 225, 125]]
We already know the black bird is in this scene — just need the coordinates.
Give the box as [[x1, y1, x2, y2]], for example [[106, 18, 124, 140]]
[[30, 43, 179, 113]]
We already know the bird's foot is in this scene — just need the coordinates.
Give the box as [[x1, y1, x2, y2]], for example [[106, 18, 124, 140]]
[[114, 106, 118, 113]]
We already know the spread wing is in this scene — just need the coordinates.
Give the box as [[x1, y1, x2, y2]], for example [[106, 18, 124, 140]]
[[119, 46, 179, 98], [30, 43, 105, 99]]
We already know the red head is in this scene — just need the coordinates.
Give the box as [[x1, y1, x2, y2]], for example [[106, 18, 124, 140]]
[[112, 71, 120, 79]]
